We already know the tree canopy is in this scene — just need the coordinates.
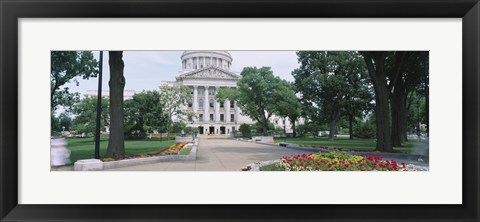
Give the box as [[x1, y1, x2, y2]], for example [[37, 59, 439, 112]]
[[124, 90, 165, 139], [293, 51, 373, 140], [71, 96, 109, 137], [158, 84, 190, 133], [51, 51, 99, 112], [216, 66, 285, 135]]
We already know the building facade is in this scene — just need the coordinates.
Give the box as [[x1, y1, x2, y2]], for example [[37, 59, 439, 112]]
[[172, 51, 253, 135]]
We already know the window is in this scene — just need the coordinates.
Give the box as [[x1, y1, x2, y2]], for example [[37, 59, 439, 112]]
[[209, 88, 215, 95], [220, 102, 224, 108], [210, 114, 214, 121], [230, 114, 235, 122], [199, 99, 204, 108], [220, 114, 224, 122], [230, 102, 234, 108], [199, 114, 203, 120], [188, 116, 193, 121], [188, 101, 192, 108], [209, 99, 214, 108]]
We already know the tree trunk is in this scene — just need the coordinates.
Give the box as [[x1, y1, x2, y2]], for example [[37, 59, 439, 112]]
[[348, 114, 354, 139], [261, 113, 268, 136], [328, 119, 336, 141], [362, 52, 394, 152], [400, 92, 408, 143], [391, 79, 405, 147], [375, 84, 393, 152], [291, 118, 297, 138], [106, 51, 125, 157]]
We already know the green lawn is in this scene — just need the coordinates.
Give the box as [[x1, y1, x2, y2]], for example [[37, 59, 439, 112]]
[[65, 137, 176, 164], [274, 136, 428, 154]]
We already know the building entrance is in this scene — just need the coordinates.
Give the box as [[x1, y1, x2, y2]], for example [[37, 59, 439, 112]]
[[209, 126, 215, 134], [198, 126, 204, 134], [220, 126, 226, 134]]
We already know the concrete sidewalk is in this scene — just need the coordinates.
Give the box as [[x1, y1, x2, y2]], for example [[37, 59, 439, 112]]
[[106, 139, 314, 171]]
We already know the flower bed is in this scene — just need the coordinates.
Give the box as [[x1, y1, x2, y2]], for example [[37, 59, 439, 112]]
[[101, 142, 190, 162], [162, 142, 189, 155], [271, 152, 407, 171]]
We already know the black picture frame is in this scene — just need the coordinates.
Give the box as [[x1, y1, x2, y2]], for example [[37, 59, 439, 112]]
[[1, 0, 479, 221]]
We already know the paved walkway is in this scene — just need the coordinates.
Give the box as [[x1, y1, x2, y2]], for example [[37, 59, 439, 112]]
[[106, 139, 314, 171]]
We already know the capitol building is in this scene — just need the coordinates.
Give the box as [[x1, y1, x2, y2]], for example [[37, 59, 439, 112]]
[[166, 51, 253, 135]]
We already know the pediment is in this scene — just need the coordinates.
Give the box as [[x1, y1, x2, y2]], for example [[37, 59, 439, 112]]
[[177, 67, 240, 80]]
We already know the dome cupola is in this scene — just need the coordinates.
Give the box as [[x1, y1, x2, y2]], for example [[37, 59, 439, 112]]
[[181, 51, 233, 71]]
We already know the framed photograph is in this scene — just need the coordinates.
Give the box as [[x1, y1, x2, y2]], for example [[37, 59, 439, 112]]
[[1, 0, 479, 221]]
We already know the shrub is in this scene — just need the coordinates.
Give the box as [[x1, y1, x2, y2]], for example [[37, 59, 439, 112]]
[[239, 123, 251, 137], [353, 121, 375, 139]]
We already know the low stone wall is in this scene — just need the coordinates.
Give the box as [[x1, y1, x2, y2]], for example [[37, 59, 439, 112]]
[[251, 136, 274, 143], [175, 136, 194, 143], [74, 139, 199, 171]]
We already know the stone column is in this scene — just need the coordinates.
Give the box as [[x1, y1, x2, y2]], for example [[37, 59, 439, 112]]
[[225, 99, 231, 123], [234, 101, 239, 123], [204, 86, 209, 122], [214, 86, 220, 122], [193, 86, 198, 114]]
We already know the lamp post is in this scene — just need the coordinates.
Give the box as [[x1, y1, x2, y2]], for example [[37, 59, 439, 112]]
[[94, 51, 103, 159]]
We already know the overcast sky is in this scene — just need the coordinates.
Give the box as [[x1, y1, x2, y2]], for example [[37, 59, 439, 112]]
[[64, 51, 300, 96]]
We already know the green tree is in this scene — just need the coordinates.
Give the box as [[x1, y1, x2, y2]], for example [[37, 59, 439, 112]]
[[71, 96, 109, 137], [106, 51, 125, 157], [51, 112, 61, 134], [59, 112, 72, 131], [170, 122, 187, 134], [217, 67, 282, 135], [293, 51, 373, 141], [124, 90, 165, 139], [51, 51, 99, 112], [273, 80, 302, 137], [158, 85, 190, 136]]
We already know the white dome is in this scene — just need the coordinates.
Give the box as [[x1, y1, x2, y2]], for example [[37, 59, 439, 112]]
[[181, 51, 233, 71]]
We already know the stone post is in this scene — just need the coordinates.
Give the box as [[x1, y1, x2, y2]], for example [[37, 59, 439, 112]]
[[215, 86, 220, 123], [193, 86, 198, 114], [234, 101, 239, 123], [204, 86, 209, 122], [225, 99, 231, 123]]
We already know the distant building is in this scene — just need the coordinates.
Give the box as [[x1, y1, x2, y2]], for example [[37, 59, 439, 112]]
[[85, 90, 136, 100]]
